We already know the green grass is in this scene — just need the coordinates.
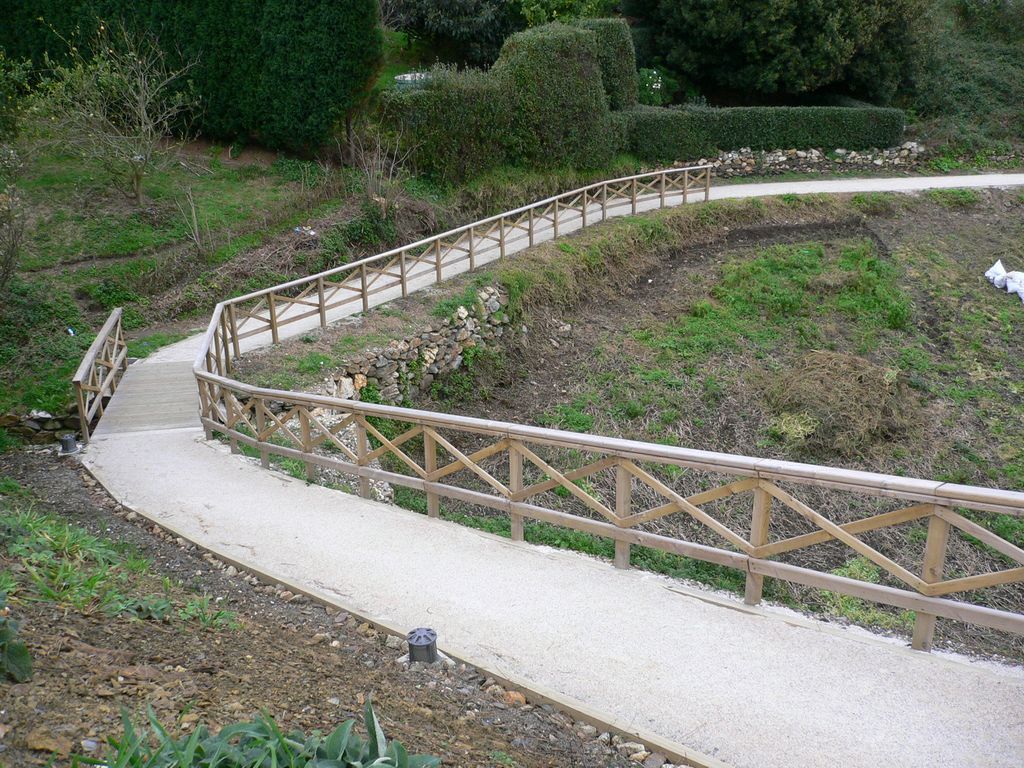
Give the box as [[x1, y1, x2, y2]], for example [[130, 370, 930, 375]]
[[926, 188, 981, 208], [373, 30, 435, 95], [431, 275, 491, 318], [18, 150, 296, 272], [850, 192, 901, 216], [0, 431, 21, 454], [543, 397, 596, 432], [0, 477, 30, 499], [0, 136, 356, 415], [0, 505, 238, 628], [911, 10, 1024, 149], [631, 240, 910, 368], [820, 557, 916, 631], [0, 277, 92, 412], [127, 331, 191, 358]]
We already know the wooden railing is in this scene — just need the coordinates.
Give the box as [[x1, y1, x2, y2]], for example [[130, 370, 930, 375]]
[[201, 165, 712, 373], [192, 165, 1024, 651], [72, 307, 129, 443]]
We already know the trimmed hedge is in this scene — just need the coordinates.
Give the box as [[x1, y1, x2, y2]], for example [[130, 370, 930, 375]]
[[624, 105, 906, 162], [493, 24, 614, 170], [382, 68, 512, 182], [384, 22, 617, 181], [573, 18, 638, 110], [0, 1, 382, 151]]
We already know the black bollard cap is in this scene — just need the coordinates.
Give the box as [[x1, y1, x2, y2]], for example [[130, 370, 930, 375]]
[[407, 627, 438, 664]]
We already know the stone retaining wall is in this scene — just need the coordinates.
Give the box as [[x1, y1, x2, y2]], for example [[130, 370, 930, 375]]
[[0, 408, 79, 444], [324, 286, 510, 404], [703, 142, 928, 177]]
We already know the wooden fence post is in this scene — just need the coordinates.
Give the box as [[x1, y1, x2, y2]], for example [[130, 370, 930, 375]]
[[317, 277, 327, 329], [76, 385, 90, 444], [424, 430, 439, 518], [499, 217, 506, 259], [509, 445, 524, 541], [704, 167, 711, 200], [553, 200, 560, 238], [469, 226, 476, 269], [360, 263, 369, 313], [355, 418, 371, 498], [300, 409, 315, 481], [220, 311, 233, 374], [399, 250, 408, 298], [582, 189, 588, 227], [744, 487, 772, 605], [682, 170, 689, 205], [631, 178, 638, 215], [225, 392, 238, 454], [912, 510, 951, 651], [601, 183, 608, 221], [227, 303, 241, 359], [198, 380, 213, 440], [659, 172, 666, 208], [268, 293, 280, 344], [255, 400, 269, 468], [528, 209, 535, 247], [614, 463, 631, 569], [434, 240, 443, 283]]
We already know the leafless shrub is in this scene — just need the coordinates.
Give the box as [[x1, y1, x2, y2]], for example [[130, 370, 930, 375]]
[[174, 186, 209, 255], [378, 0, 405, 30], [42, 21, 198, 205], [349, 128, 413, 217], [0, 145, 25, 291]]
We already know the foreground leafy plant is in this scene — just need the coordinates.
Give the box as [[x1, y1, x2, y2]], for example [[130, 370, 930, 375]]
[[82, 701, 440, 767], [0, 593, 32, 682], [178, 596, 239, 630]]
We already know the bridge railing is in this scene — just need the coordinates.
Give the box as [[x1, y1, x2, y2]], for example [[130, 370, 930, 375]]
[[193, 164, 1024, 651], [201, 165, 712, 372], [72, 307, 128, 443]]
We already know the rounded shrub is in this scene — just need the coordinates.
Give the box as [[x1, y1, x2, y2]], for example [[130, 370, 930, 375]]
[[492, 23, 614, 170], [573, 18, 638, 110], [382, 67, 512, 182], [384, 21, 619, 182]]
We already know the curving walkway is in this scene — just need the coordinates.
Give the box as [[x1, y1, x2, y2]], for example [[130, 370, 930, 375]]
[[83, 174, 1024, 768]]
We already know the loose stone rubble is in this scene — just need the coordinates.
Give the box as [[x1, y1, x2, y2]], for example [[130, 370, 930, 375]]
[[701, 142, 928, 177]]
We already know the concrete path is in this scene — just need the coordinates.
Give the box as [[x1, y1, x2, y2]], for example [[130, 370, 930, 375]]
[[84, 174, 1024, 768]]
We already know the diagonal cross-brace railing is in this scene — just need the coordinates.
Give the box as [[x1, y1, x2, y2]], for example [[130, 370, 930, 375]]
[[72, 308, 129, 443], [193, 374, 1024, 653], [187, 164, 1024, 653]]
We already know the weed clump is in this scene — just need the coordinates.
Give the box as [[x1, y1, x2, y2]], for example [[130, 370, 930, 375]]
[[763, 351, 919, 456], [927, 188, 981, 208]]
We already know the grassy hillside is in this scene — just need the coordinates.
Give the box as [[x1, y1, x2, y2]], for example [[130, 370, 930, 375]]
[[909, 2, 1024, 150]]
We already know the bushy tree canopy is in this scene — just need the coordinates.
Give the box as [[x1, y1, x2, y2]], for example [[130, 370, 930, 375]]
[[398, 0, 526, 66], [629, 0, 926, 102], [397, 0, 617, 66]]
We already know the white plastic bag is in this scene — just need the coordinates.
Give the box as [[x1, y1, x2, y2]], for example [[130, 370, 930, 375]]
[[985, 259, 1007, 289], [1006, 271, 1024, 303]]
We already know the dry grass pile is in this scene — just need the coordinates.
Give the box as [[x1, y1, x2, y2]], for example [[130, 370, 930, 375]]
[[763, 350, 920, 456]]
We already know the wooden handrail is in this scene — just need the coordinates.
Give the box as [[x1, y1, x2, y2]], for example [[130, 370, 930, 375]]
[[194, 370, 1024, 516], [224, 165, 712, 307], [185, 164, 1024, 651], [72, 307, 129, 443]]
